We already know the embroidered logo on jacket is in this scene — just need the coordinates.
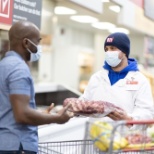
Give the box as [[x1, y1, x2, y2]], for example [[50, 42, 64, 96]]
[[126, 77, 138, 85]]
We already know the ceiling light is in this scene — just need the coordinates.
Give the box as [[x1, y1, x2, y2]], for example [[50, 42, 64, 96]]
[[109, 5, 121, 13], [70, 15, 98, 23], [109, 27, 130, 34], [54, 6, 77, 15], [92, 22, 115, 30], [42, 10, 52, 16], [102, 0, 110, 2]]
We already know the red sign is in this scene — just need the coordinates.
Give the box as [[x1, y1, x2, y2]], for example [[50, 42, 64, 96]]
[[130, 0, 144, 8], [0, 0, 14, 25]]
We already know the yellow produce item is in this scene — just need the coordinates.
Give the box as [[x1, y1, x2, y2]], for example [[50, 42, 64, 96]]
[[113, 141, 121, 150], [90, 121, 112, 151], [126, 143, 154, 150], [119, 137, 129, 148], [113, 132, 128, 149], [94, 140, 107, 151], [90, 121, 128, 151]]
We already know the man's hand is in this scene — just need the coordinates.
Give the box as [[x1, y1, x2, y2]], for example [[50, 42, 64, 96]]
[[107, 110, 132, 121], [42, 103, 74, 124], [56, 104, 74, 124], [43, 103, 55, 114]]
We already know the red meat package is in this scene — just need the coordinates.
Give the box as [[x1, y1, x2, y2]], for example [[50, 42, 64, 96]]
[[63, 98, 125, 118]]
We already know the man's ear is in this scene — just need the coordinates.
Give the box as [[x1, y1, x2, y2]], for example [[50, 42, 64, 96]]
[[22, 38, 29, 49]]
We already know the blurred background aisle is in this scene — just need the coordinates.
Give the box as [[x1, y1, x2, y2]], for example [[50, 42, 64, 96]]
[[1, 0, 154, 100]]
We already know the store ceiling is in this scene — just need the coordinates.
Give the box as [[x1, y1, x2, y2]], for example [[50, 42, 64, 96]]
[[51, 0, 144, 36]]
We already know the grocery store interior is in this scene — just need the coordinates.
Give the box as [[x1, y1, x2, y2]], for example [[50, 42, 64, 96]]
[[1, 0, 154, 146], [1, 0, 154, 96], [39, 0, 154, 96]]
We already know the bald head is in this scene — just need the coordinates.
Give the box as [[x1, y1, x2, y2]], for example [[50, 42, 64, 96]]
[[9, 21, 39, 42], [8, 21, 41, 61]]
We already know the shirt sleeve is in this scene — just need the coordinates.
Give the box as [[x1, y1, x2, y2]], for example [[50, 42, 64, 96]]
[[8, 68, 32, 96]]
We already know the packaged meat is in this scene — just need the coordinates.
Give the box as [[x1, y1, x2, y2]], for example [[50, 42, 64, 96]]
[[126, 133, 152, 144], [63, 98, 125, 118]]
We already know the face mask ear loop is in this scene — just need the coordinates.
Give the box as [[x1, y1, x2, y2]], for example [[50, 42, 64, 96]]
[[26, 47, 32, 54], [26, 39, 37, 48]]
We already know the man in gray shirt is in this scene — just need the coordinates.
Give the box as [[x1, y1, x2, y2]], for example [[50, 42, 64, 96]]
[[0, 21, 73, 154]]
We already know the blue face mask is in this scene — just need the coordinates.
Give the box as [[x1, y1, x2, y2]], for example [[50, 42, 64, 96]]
[[26, 39, 42, 62], [105, 51, 122, 67]]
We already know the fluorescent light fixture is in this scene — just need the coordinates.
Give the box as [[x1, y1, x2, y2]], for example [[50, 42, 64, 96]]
[[42, 10, 52, 16], [109, 5, 121, 13], [54, 6, 77, 15], [70, 15, 98, 23], [102, 0, 110, 2], [92, 22, 115, 30], [109, 27, 130, 34]]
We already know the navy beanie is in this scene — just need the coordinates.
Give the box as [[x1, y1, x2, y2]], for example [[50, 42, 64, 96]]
[[104, 32, 130, 58]]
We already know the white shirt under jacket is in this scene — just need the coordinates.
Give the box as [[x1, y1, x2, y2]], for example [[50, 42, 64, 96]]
[[80, 69, 154, 120]]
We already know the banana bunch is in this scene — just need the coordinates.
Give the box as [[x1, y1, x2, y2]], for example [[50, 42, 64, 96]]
[[89, 121, 128, 151]]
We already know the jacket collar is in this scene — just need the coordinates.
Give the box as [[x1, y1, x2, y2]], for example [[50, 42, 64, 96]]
[[101, 69, 138, 86]]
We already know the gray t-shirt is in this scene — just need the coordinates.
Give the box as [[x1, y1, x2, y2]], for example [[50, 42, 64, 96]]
[[0, 51, 38, 152]]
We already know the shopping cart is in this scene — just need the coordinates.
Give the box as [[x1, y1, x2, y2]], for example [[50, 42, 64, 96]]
[[38, 120, 154, 154]]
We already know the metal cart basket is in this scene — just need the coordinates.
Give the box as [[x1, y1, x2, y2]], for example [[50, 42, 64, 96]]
[[38, 140, 99, 154], [38, 120, 154, 154]]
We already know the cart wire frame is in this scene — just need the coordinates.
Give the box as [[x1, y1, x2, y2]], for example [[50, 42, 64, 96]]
[[38, 140, 99, 154], [38, 120, 154, 154]]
